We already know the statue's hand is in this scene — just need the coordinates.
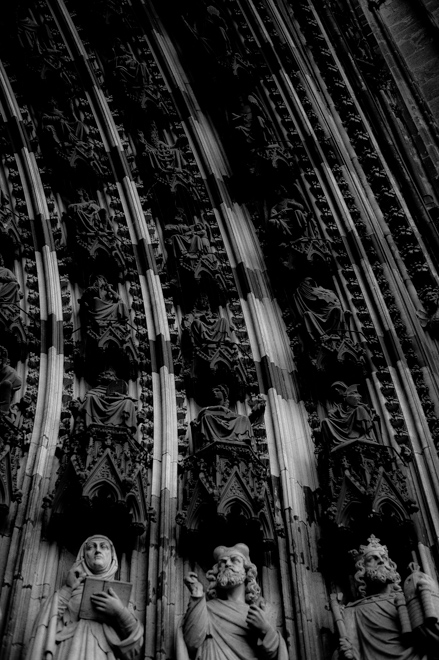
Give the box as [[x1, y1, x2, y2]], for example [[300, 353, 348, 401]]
[[66, 567, 86, 590], [90, 587, 125, 620], [246, 604, 271, 637], [184, 572, 204, 597], [338, 637, 357, 660]]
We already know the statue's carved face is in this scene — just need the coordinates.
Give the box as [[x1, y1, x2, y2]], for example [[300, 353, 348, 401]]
[[345, 390, 362, 407], [212, 387, 225, 405], [216, 552, 246, 589], [363, 550, 393, 585], [85, 536, 112, 574]]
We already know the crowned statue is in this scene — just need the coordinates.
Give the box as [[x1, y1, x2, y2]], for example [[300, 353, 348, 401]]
[[331, 535, 439, 659]]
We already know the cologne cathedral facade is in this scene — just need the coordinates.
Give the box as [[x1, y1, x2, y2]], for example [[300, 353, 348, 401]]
[[1, 0, 439, 658]]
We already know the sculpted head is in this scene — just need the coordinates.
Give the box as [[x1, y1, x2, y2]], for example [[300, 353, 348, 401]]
[[352, 535, 401, 597], [332, 382, 362, 408], [74, 534, 118, 581], [206, 543, 261, 604], [84, 535, 113, 574], [212, 385, 229, 407], [97, 368, 117, 385]]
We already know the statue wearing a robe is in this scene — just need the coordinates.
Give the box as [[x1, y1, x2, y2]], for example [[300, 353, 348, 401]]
[[25, 535, 143, 660], [191, 385, 253, 451], [181, 312, 245, 385], [0, 347, 21, 414], [80, 275, 129, 329], [180, 543, 288, 660], [165, 218, 225, 289], [331, 536, 439, 660], [0, 255, 22, 324], [320, 382, 378, 447], [78, 370, 137, 430], [293, 277, 348, 342]]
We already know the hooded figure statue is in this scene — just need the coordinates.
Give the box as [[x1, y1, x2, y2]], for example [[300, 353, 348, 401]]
[[25, 535, 143, 660]]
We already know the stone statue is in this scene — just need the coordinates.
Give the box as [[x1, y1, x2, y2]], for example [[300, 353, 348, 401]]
[[191, 385, 254, 450], [268, 196, 309, 239], [320, 382, 379, 447], [80, 275, 129, 330], [331, 535, 439, 659], [293, 277, 349, 343], [165, 217, 225, 289], [77, 369, 137, 431], [0, 254, 22, 323], [181, 312, 245, 383], [25, 534, 143, 660], [0, 346, 21, 414], [68, 192, 112, 235], [181, 543, 287, 660]]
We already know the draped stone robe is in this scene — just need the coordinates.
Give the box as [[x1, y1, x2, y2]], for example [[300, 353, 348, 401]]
[[182, 596, 288, 660], [336, 594, 427, 660]]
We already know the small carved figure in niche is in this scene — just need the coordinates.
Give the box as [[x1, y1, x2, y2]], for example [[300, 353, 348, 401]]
[[293, 277, 349, 343], [320, 382, 379, 447], [77, 369, 137, 431], [166, 217, 211, 262], [80, 275, 129, 331], [330, 535, 439, 659], [268, 195, 308, 239], [25, 535, 143, 660], [0, 254, 23, 323], [232, 94, 273, 145], [417, 286, 439, 335], [165, 216, 226, 292], [191, 385, 254, 449], [181, 311, 245, 384], [0, 346, 21, 415], [138, 125, 187, 174], [68, 191, 112, 235], [180, 543, 287, 660]]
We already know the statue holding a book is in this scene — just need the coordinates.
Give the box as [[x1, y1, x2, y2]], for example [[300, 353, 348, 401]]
[[25, 535, 143, 660]]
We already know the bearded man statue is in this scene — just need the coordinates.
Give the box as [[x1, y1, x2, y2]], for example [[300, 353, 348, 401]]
[[180, 543, 288, 660], [331, 535, 439, 659], [25, 535, 143, 660]]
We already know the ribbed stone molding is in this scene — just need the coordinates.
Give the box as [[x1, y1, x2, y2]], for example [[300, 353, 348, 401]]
[[44, 3, 179, 660], [0, 61, 64, 658], [142, 6, 329, 658]]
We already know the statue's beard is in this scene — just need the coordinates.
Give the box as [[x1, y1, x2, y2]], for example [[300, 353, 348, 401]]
[[365, 565, 394, 585], [217, 567, 246, 589]]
